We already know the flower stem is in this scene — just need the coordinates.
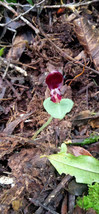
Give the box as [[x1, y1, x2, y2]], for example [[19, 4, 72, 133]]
[[31, 116, 53, 140]]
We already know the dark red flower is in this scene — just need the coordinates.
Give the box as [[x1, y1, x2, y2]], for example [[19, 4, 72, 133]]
[[46, 71, 63, 103], [46, 71, 63, 90]]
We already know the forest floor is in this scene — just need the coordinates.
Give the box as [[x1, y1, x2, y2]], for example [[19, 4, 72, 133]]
[[0, 0, 99, 213]]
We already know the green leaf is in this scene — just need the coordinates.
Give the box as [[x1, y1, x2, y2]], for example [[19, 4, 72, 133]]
[[47, 143, 99, 184], [26, 0, 33, 5], [43, 98, 74, 119], [0, 47, 5, 56]]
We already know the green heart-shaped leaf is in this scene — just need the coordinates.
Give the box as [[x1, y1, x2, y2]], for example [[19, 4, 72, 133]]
[[43, 98, 74, 119]]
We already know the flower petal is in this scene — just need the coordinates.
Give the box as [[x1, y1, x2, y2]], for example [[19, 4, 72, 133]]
[[51, 94, 62, 103], [46, 71, 63, 90], [50, 88, 62, 103]]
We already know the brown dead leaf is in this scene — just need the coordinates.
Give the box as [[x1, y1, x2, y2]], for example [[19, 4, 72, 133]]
[[7, 34, 27, 61], [67, 146, 92, 157], [74, 50, 87, 61], [74, 16, 99, 71], [3, 111, 33, 135], [6, 31, 34, 61], [12, 199, 23, 211], [73, 110, 91, 126], [89, 117, 99, 128], [73, 111, 99, 126]]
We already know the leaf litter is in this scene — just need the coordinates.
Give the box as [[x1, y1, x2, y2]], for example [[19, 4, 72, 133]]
[[0, 0, 99, 213]]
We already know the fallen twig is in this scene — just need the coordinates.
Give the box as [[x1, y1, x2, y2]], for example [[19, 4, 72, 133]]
[[35, 175, 72, 214], [44, 0, 99, 9], [78, 82, 95, 94], [29, 198, 59, 214], [5, 79, 21, 100], [0, 0, 46, 33], [0, 56, 27, 76]]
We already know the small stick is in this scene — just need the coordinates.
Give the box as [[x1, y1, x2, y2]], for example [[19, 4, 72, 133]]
[[5, 79, 21, 100], [44, 0, 99, 9], [3, 29, 17, 78], [0, 57, 27, 76], [35, 175, 72, 214], [0, 97, 13, 101], [29, 198, 59, 214], [78, 82, 95, 94]]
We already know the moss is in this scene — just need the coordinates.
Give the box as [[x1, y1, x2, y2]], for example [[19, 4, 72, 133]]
[[76, 183, 99, 214]]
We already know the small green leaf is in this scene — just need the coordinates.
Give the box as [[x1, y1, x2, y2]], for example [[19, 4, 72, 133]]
[[0, 47, 5, 56], [26, 0, 33, 5], [60, 143, 67, 153], [43, 98, 74, 119], [47, 143, 99, 184]]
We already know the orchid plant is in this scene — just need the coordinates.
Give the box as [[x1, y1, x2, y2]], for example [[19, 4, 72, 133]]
[[32, 71, 74, 140]]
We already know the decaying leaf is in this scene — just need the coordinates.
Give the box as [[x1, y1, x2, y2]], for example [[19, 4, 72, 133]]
[[6, 34, 27, 61], [3, 111, 33, 135], [74, 16, 99, 71], [12, 199, 23, 211], [73, 110, 99, 126], [67, 146, 92, 157], [89, 117, 99, 128], [6, 31, 34, 61]]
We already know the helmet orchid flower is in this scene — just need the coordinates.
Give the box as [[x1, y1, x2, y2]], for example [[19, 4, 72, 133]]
[[46, 71, 63, 103]]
